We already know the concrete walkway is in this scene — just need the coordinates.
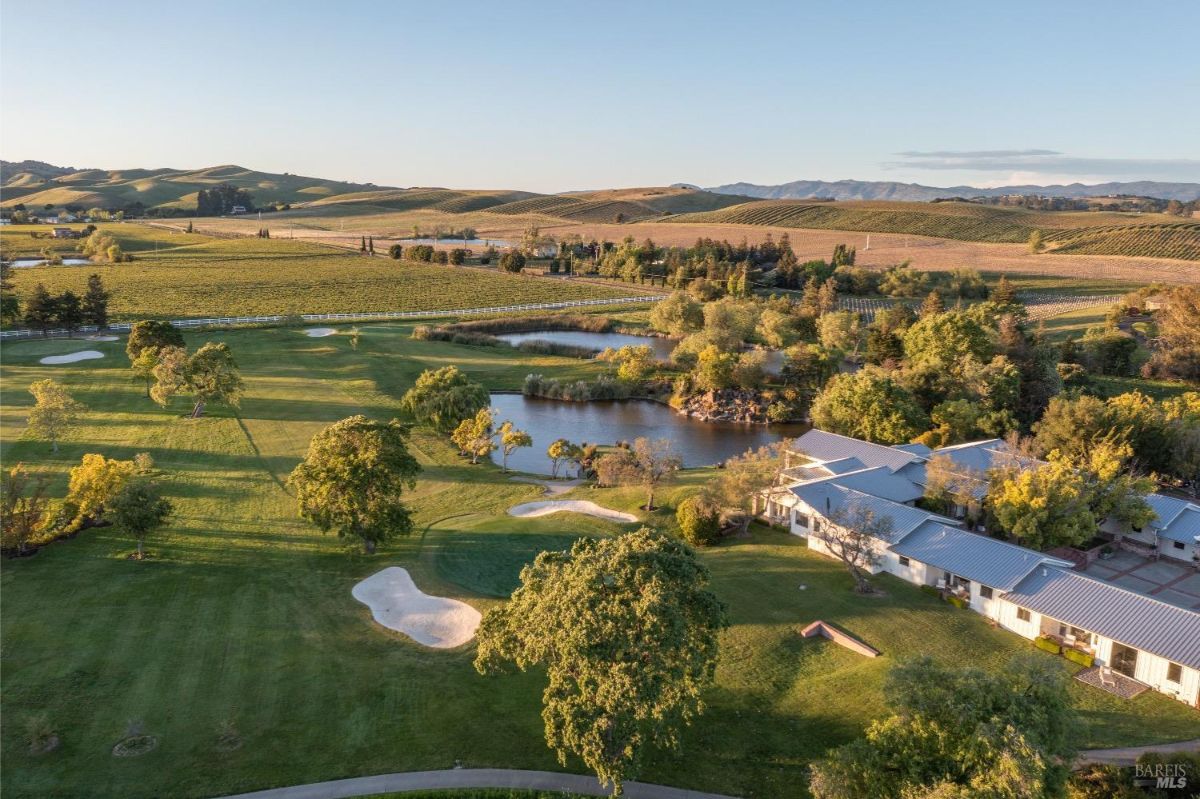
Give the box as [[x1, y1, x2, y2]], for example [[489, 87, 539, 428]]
[[214, 768, 739, 799], [1077, 738, 1200, 766]]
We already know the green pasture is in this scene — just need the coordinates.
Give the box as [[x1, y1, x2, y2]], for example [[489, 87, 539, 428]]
[[1, 325, 1195, 799], [3, 227, 645, 321]]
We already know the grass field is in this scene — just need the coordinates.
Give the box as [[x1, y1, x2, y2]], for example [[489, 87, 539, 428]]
[[2, 325, 1196, 799], [3, 226, 646, 321]]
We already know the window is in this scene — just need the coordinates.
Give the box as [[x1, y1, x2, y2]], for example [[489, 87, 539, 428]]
[[1174, 541, 1186, 550], [794, 512, 810, 530], [1167, 662, 1182, 683], [1016, 608, 1031, 622], [898, 555, 910, 567], [980, 585, 993, 599]]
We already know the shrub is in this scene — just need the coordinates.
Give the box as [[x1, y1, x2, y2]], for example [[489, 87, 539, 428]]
[[1063, 648, 1094, 667], [388, 244, 403, 260], [1034, 635, 1062, 655], [499, 251, 526, 273], [515, 340, 597, 358], [407, 244, 435, 262], [946, 594, 969, 609], [919, 584, 939, 597], [448, 248, 468, 265], [676, 495, 721, 546]]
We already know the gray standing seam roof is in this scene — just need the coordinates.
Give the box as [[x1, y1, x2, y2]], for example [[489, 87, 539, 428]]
[[1145, 494, 1200, 544], [890, 524, 1071, 591], [1160, 507, 1200, 544], [791, 429, 920, 473], [790, 482, 947, 544], [1004, 567, 1200, 671]]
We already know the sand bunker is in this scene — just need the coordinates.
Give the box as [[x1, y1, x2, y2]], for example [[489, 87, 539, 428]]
[[508, 500, 638, 523], [86, 335, 120, 342], [352, 567, 481, 648], [304, 327, 337, 337], [39, 350, 105, 365]]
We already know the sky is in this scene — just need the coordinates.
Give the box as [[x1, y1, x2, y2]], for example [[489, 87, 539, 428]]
[[2, 0, 1198, 193]]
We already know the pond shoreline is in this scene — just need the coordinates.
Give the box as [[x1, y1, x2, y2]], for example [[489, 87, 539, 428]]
[[488, 393, 807, 475]]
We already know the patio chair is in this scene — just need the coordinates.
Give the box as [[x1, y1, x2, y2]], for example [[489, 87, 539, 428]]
[[935, 578, 946, 591], [1099, 666, 1116, 689], [1064, 633, 1076, 647]]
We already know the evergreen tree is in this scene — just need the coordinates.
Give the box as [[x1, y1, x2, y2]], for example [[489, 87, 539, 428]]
[[919, 290, 944, 317], [82, 273, 111, 329], [993, 275, 1017, 305], [23, 283, 57, 336], [56, 291, 84, 337], [0, 262, 19, 326], [360, 236, 367, 252], [368, 237, 374, 254], [818, 278, 838, 315], [799, 275, 822, 317]]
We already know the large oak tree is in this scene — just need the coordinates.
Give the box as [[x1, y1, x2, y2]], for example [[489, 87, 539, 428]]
[[474, 528, 727, 796], [288, 416, 421, 553]]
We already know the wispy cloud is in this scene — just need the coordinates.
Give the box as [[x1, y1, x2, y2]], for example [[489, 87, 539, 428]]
[[895, 149, 1062, 159], [883, 150, 1200, 181]]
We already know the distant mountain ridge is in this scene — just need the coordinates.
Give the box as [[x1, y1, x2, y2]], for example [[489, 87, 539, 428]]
[[706, 178, 1200, 202]]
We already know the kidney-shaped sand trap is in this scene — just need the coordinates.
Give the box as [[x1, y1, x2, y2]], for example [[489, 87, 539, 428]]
[[508, 500, 638, 523], [40, 350, 105, 365], [86, 335, 120, 342], [304, 327, 337, 337], [352, 567, 481, 648]]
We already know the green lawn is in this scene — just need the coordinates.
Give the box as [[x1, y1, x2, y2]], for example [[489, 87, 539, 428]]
[[2, 325, 1195, 799]]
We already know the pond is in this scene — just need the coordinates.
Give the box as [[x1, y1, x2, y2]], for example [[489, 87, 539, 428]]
[[9, 257, 92, 267], [489, 393, 808, 475], [495, 330, 677, 359]]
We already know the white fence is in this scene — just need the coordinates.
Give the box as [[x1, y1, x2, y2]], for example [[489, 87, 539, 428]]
[[0, 295, 665, 341], [838, 293, 1121, 323]]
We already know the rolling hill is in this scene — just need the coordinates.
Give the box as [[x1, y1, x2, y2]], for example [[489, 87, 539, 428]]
[[707, 178, 1200, 202], [667, 199, 1200, 259], [0, 163, 394, 211]]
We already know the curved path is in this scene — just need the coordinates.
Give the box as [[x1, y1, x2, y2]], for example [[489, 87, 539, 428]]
[[1076, 738, 1200, 767], [213, 768, 739, 799]]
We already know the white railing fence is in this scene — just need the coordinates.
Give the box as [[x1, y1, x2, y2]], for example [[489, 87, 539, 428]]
[[0, 295, 665, 340]]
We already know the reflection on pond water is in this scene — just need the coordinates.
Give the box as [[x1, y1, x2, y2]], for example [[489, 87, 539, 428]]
[[489, 393, 807, 475], [495, 330, 676, 359], [9, 257, 92, 267]]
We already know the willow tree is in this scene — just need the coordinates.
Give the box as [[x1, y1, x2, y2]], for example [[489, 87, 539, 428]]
[[400, 366, 489, 434], [287, 416, 421, 553], [474, 528, 727, 796]]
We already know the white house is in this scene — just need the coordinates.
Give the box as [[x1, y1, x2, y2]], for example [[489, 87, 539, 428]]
[[758, 428, 1200, 708]]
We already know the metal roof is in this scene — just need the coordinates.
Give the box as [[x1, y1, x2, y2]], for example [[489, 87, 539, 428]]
[[1160, 507, 1200, 544], [790, 481, 948, 543], [1146, 494, 1190, 529], [890, 524, 1071, 591], [817, 467, 926, 503], [1004, 567, 1200, 670], [790, 429, 921, 474], [819, 457, 870, 475], [893, 443, 933, 457], [1145, 494, 1200, 543]]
